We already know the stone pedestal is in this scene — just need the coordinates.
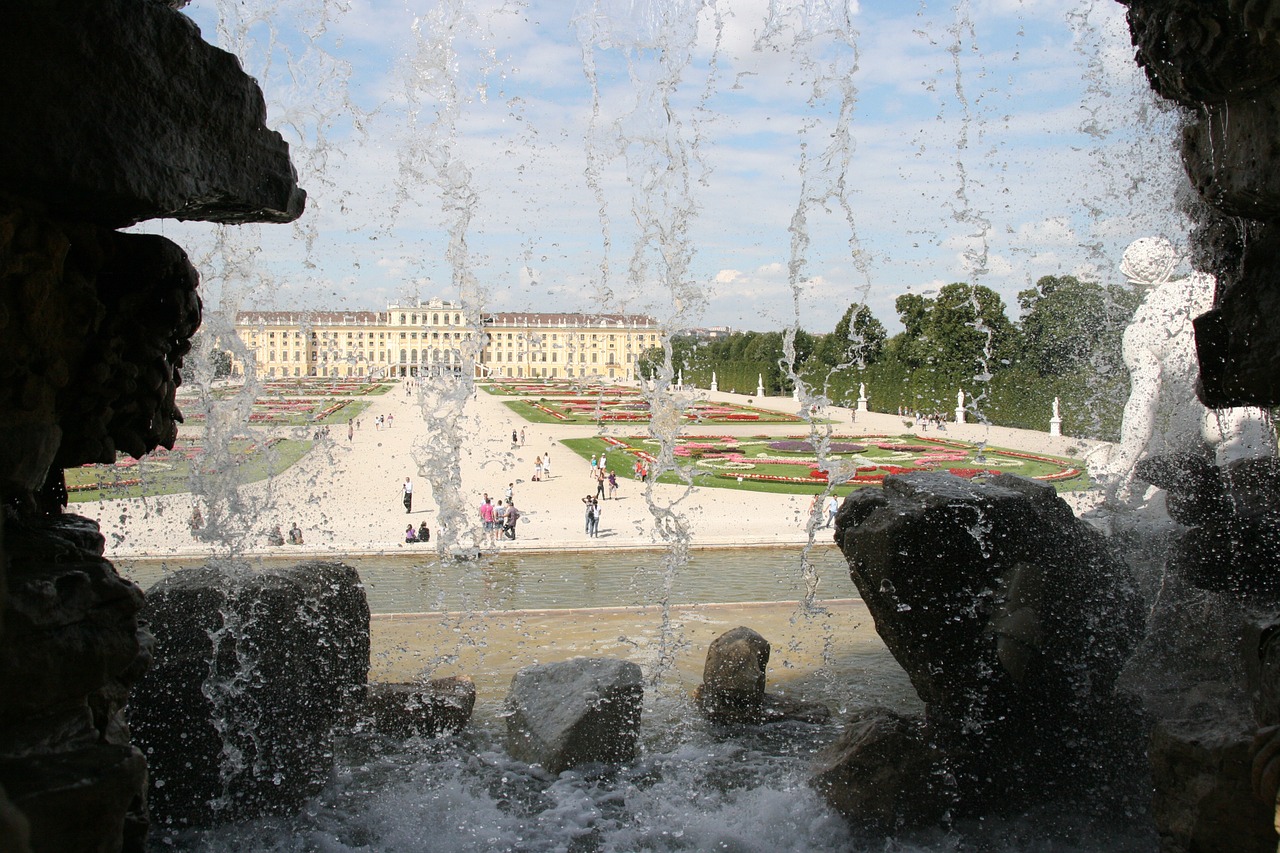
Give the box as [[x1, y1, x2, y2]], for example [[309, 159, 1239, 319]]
[[1049, 416, 1062, 437]]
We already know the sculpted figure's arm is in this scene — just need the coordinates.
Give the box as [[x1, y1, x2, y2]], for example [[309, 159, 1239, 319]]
[[1106, 323, 1163, 503]]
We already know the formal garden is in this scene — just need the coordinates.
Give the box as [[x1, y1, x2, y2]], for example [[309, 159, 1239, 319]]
[[65, 438, 312, 501], [505, 396, 806, 425], [483, 379, 638, 397], [563, 433, 1085, 495]]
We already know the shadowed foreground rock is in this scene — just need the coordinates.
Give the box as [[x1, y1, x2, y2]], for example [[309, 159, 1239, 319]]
[[131, 561, 369, 829], [363, 677, 476, 739], [694, 626, 830, 725], [505, 657, 643, 774], [820, 472, 1147, 827], [0, 513, 150, 852]]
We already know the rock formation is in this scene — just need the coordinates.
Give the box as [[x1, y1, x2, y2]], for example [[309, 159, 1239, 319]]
[[131, 562, 368, 830], [362, 677, 477, 739], [505, 657, 643, 774], [1117, 2, 1280, 848], [821, 472, 1148, 827], [694, 625, 830, 725], [0, 0, 304, 847]]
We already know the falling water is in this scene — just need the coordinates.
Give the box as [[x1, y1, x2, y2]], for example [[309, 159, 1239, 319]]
[[103, 0, 1197, 849]]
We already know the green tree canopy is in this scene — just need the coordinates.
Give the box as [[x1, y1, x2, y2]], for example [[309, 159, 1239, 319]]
[[816, 303, 887, 368], [1017, 274, 1139, 376]]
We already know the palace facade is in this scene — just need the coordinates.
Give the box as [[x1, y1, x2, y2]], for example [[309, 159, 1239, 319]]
[[231, 299, 662, 381]]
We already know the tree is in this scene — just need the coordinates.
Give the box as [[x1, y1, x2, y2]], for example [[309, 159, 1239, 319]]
[[816, 304, 886, 368], [891, 284, 1018, 383], [1018, 274, 1139, 376]]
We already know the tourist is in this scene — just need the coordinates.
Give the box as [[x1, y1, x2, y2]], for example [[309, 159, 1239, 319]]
[[608, 470, 618, 499], [505, 482, 514, 503], [402, 476, 413, 514], [824, 494, 839, 528], [595, 467, 607, 500], [494, 500, 508, 539], [288, 522, 304, 544], [267, 525, 285, 546], [405, 524, 417, 543], [589, 498, 601, 537], [534, 455, 543, 482], [543, 453, 551, 479], [633, 459, 643, 480], [480, 495, 495, 545], [504, 501, 521, 539], [590, 454, 598, 477], [520, 427, 526, 446], [512, 428, 518, 447], [347, 422, 353, 442], [582, 495, 595, 535], [417, 521, 430, 543], [188, 505, 203, 533]]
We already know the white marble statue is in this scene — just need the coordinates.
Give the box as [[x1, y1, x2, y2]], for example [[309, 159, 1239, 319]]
[[1090, 237, 1276, 505]]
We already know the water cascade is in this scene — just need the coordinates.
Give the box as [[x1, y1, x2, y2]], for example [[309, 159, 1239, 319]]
[[7, 1, 1280, 852]]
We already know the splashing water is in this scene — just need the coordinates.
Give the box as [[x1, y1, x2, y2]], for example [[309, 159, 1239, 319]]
[[103, 1, 1194, 849]]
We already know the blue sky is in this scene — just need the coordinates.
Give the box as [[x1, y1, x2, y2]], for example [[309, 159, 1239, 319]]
[[144, 0, 1186, 335]]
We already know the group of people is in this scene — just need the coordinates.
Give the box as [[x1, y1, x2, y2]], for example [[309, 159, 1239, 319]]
[[267, 522, 305, 545], [479, 492, 522, 543], [404, 521, 430, 543]]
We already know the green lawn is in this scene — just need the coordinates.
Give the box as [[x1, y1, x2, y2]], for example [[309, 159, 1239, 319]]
[[66, 438, 313, 502]]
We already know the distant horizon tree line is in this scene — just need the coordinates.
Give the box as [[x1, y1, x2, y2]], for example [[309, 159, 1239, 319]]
[[637, 275, 1142, 441]]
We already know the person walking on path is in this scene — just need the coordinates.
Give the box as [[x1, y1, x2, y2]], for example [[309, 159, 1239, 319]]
[[503, 501, 521, 540], [590, 454, 599, 478], [402, 477, 413, 514], [520, 427, 526, 446], [582, 495, 595, 535], [348, 422, 354, 442], [595, 467, 607, 500], [543, 453, 551, 479], [534, 455, 543, 482], [512, 428, 518, 448], [590, 498, 601, 537], [505, 482, 514, 504], [607, 471, 618, 499], [824, 494, 839, 528]]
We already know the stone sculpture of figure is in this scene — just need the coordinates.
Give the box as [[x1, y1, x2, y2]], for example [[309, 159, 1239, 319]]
[[1091, 237, 1275, 505], [1052, 397, 1060, 420], [957, 389, 965, 410]]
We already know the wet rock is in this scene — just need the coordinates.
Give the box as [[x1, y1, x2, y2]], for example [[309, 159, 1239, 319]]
[[131, 561, 369, 828], [1137, 454, 1280, 601], [0, 744, 147, 853], [505, 657, 643, 774], [0, 513, 149, 850], [363, 677, 476, 739], [694, 626, 830, 725], [0, 0, 305, 228], [1150, 718, 1275, 853], [0, 784, 30, 853], [810, 707, 948, 832], [832, 472, 1147, 820]]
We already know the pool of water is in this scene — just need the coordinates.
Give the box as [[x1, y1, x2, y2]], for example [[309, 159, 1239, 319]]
[[119, 545, 857, 614]]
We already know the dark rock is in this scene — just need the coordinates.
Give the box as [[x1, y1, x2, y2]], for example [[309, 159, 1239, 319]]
[[810, 707, 948, 832], [1194, 219, 1280, 407], [131, 560, 369, 828], [0, 513, 147, 751], [694, 626, 830, 725], [0, 207, 202, 505], [833, 472, 1147, 816], [0, 784, 30, 853], [0, 0, 305, 228], [505, 657, 643, 774], [0, 744, 146, 853], [1150, 718, 1276, 853], [363, 677, 476, 739]]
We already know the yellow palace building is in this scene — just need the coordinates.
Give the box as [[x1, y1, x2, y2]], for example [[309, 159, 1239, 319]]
[[232, 299, 662, 381]]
